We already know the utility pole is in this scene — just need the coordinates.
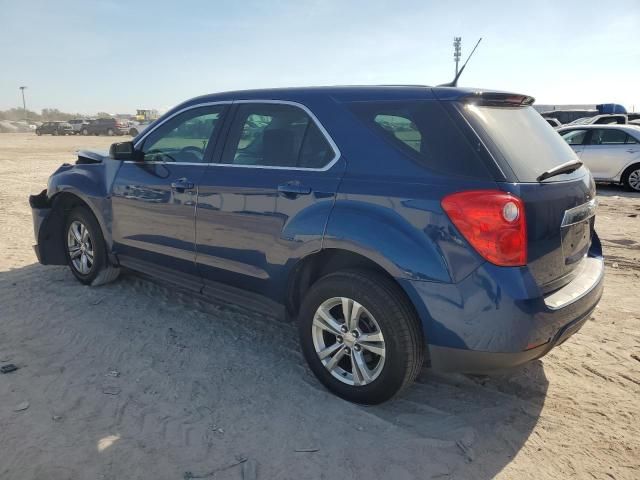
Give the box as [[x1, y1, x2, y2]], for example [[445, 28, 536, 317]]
[[453, 37, 462, 77], [19, 86, 28, 123]]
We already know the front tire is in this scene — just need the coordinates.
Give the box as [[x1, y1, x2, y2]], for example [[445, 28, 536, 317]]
[[64, 207, 120, 286], [298, 269, 424, 404], [622, 164, 640, 192]]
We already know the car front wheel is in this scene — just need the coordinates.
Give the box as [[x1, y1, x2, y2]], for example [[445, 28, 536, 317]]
[[64, 207, 120, 286], [298, 269, 424, 404]]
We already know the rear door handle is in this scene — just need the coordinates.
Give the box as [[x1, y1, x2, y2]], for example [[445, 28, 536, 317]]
[[627, 149, 638, 154], [277, 182, 312, 197], [171, 178, 195, 192]]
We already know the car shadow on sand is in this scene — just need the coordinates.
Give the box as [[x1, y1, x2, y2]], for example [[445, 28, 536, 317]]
[[0, 264, 547, 480]]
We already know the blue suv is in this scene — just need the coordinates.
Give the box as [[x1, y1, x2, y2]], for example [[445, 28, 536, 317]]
[[30, 86, 604, 404]]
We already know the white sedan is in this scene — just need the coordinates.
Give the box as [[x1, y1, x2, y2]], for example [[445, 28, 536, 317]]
[[557, 125, 640, 191]]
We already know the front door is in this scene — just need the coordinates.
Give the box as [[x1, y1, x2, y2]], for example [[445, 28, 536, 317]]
[[111, 104, 228, 287], [195, 101, 344, 300]]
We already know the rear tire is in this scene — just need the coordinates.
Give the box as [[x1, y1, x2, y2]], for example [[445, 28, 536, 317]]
[[298, 269, 424, 404], [622, 164, 640, 192], [107, 128, 114, 136], [64, 206, 120, 286]]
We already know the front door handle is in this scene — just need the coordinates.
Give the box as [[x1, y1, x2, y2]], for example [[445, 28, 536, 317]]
[[277, 182, 312, 197], [171, 178, 195, 192]]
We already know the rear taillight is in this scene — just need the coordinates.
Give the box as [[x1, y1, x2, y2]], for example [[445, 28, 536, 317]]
[[441, 190, 527, 267]]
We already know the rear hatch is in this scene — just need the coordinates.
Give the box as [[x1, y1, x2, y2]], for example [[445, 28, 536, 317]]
[[452, 94, 596, 292]]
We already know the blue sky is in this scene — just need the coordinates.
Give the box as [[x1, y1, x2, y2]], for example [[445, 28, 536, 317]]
[[1, 0, 639, 114]]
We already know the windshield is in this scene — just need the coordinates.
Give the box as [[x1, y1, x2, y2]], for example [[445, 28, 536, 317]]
[[460, 104, 582, 182]]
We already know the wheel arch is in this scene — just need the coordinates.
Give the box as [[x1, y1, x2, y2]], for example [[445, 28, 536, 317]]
[[38, 191, 113, 265], [620, 161, 640, 187], [286, 249, 426, 336]]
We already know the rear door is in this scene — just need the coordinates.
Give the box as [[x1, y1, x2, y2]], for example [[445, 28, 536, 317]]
[[195, 101, 344, 299], [111, 104, 228, 287], [580, 128, 632, 179]]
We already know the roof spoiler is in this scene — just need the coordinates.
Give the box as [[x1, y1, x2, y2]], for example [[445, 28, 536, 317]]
[[460, 92, 536, 107]]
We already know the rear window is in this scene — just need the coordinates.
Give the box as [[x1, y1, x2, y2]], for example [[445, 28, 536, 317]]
[[460, 104, 581, 182], [349, 100, 491, 178]]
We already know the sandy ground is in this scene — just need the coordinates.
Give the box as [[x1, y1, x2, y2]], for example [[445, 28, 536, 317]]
[[0, 132, 639, 480]]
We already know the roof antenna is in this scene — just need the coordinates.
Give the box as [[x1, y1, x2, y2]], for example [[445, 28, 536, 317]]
[[438, 37, 483, 87]]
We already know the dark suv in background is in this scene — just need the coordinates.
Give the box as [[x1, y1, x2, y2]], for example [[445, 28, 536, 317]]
[[30, 86, 604, 404], [81, 118, 128, 136], [35, 121, 74, 136]]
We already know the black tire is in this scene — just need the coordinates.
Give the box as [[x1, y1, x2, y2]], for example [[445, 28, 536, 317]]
[[298, 269, 424, 404], [622, 163, 640, 192], [36, 131, 41, 136], [64, 206, 120, 286], [82, 128, 89, 136], [107, 128, 114, 136], [129, 128, 139, 137], [52, 130, 58, 136]]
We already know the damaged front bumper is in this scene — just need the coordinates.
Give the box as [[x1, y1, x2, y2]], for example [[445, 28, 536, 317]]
[[29, 190, 66, 265]]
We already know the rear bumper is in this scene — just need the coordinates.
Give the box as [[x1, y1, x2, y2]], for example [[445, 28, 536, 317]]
[[428, 302, 594, 373], [402, 233, 604, 373]]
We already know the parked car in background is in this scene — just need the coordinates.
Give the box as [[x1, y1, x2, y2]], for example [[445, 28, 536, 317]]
[[558, 124, 640, 191], [68, 119, 90, 135], [29, 86, 604, 404], [545, 117, 562, 128], [81, 118, 128, 136], [127, 121, 153, 137], [541, 109, 598, 125], [35, 121, 73, 136], [568, 114, 627, 126]]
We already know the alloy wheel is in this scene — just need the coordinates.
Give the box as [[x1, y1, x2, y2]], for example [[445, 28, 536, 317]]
[[628, 169, 640, 191], [67, 220, 94, 275], [311, 297, 386, 386]]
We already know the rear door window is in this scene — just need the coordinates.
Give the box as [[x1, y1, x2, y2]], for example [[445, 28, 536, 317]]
[[589, 129, 627, 145], [349, 100, 491, 178], [222, 103, 335, 169]]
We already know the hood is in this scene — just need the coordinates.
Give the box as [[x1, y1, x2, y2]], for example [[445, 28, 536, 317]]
[[76, 149, 109, 164]]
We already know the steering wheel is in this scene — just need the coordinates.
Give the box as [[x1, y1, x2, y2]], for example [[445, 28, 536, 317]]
[[180, 145, 204, 161]]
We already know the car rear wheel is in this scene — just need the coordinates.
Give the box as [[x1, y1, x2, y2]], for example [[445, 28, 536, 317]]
[[298, 269, 424, 404], [82, 128, 89, 136], [52, 130, 58, 136], [623, 164, 640, 192], [64, 207, 120, 286], [107, 128, 114, 136]]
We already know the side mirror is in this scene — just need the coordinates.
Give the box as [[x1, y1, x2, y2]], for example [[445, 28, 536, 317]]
[[109, 141, 142, 161]]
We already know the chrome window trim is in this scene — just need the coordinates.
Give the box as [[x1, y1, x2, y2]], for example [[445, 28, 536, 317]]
[[127, 99, 341, 172]]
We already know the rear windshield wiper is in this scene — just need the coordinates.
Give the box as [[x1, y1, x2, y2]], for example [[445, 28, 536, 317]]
[[537, 159, 583, 182]]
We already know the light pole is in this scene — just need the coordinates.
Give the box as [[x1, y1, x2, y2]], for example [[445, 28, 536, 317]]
[[453, 37, 462, 77], [19, 86, 28, 123]]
